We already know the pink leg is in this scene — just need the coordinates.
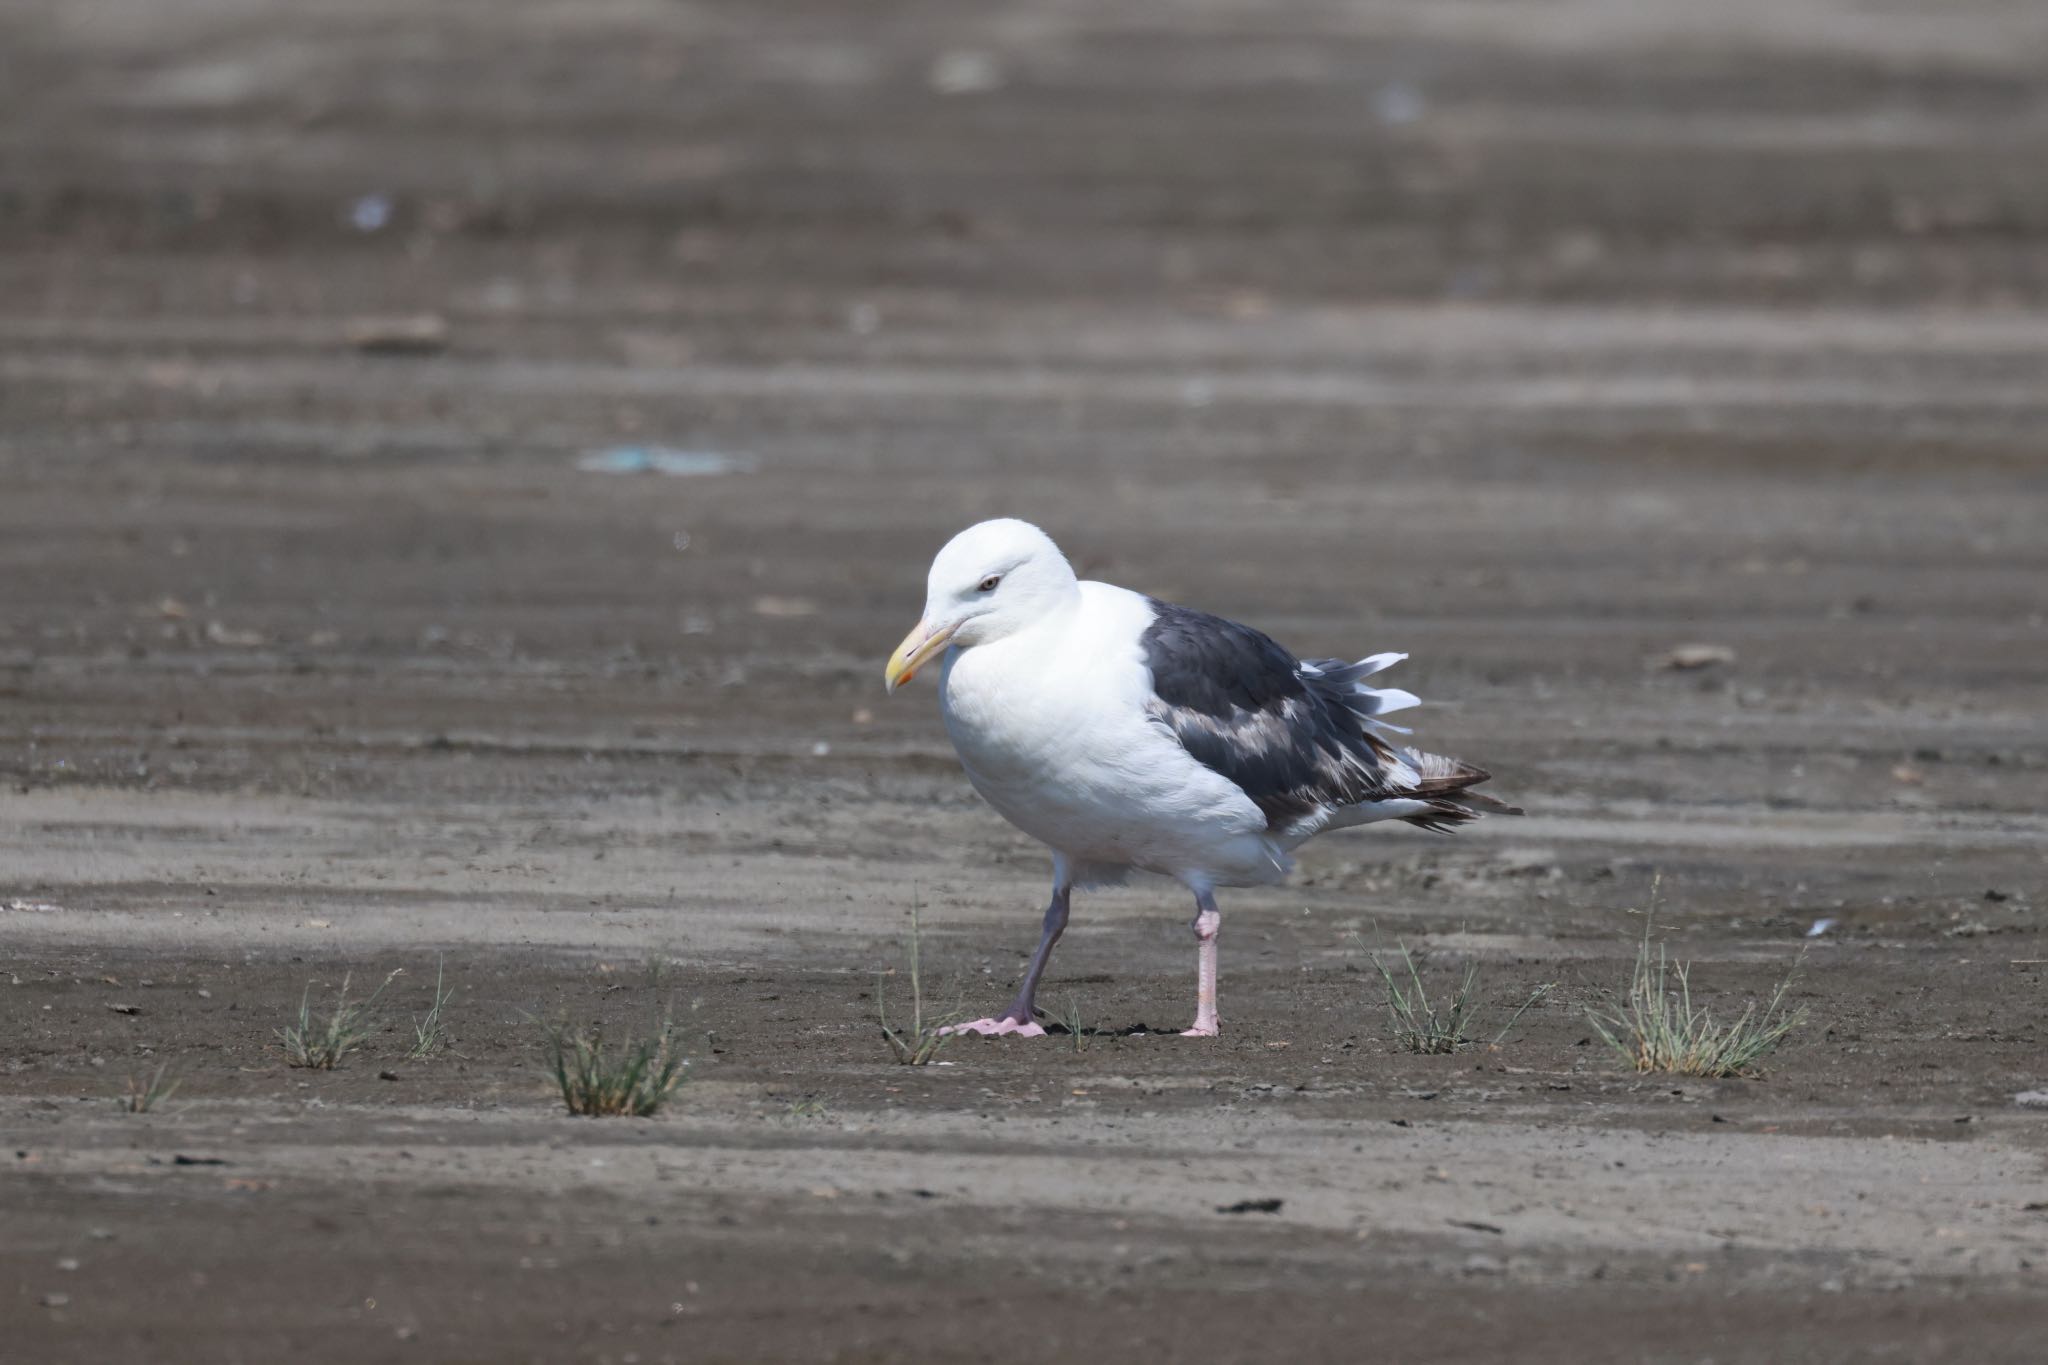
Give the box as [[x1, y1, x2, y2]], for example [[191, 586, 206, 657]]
[[1181, 892, 1221, 1037]]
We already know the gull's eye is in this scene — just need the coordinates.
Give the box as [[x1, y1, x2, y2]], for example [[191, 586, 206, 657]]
[[977, 574, 1001, 593]]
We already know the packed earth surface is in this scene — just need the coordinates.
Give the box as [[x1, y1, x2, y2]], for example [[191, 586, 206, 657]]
[[3, 1, 2047, 1361]]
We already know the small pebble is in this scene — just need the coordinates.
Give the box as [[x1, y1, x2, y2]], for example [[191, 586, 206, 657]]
[[1662, 643, 1736, 670]]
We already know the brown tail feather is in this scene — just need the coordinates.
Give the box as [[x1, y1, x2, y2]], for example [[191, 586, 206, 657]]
[[1400, 748, 1524, 829], [1401, 800, 1482, 834], [1444, 787, 1521, 814]]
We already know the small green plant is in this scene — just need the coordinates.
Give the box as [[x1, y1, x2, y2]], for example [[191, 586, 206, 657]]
[[785, 1096, 830, 1120], [278, 969, 401, 1069], [878, 901, 959, 1065], [1055, 994, 1088, 1054], [120, 1062, 179, 1113], [1586, 881, 1806, 1078], [1371, 943, 1551, 1054], [408, 957, 455, 1060], [543, 1018, 687, 1116]]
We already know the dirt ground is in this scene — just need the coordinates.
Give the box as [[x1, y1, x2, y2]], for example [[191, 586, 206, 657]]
[[3, 0, 2047, 1360]]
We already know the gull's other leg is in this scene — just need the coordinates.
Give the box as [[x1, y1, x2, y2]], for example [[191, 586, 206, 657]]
[[1005, 881, 1071, 1025], [1181, 889, 1221, 1037], [945, 867, 1071, 1038]]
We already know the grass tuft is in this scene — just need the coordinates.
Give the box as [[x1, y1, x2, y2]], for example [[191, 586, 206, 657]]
[[407, 956, 455, 1060], [543, 1018, 687, 1117], [1587, 882, 1806, 1078], [119, 1062, 180, 1113], [1055, 994, 1088, 1054], [878, 900, 960, 1065], [1371, 942, 1552, 1054], [278, 969, 401, 1069]]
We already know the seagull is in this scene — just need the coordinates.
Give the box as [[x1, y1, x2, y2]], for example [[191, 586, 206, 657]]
[[884, 519, 1517, 1037]]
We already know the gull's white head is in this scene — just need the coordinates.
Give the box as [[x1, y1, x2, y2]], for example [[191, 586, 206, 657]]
[[885, 519, 1079, 691]]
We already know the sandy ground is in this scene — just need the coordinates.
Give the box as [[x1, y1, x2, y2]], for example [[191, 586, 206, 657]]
[[3, 1, 2047, 1360]]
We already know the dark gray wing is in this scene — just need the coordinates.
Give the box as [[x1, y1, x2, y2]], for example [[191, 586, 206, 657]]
[[1139, 600, 1411, 830]]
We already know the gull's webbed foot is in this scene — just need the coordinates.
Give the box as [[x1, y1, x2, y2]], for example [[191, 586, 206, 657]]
[[941, 1012, 1047, 1038]]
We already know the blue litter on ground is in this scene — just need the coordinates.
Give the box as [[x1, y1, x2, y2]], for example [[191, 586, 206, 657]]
[[350, 194, 393, 232], [576, 447, 756, 476]]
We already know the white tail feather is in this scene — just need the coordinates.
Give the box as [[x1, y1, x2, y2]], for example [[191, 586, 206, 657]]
[[1356, 685, 1419, 715]]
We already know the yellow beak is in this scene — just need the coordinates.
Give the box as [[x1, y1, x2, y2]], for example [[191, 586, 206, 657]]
[[884, 618, 957, 692]]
